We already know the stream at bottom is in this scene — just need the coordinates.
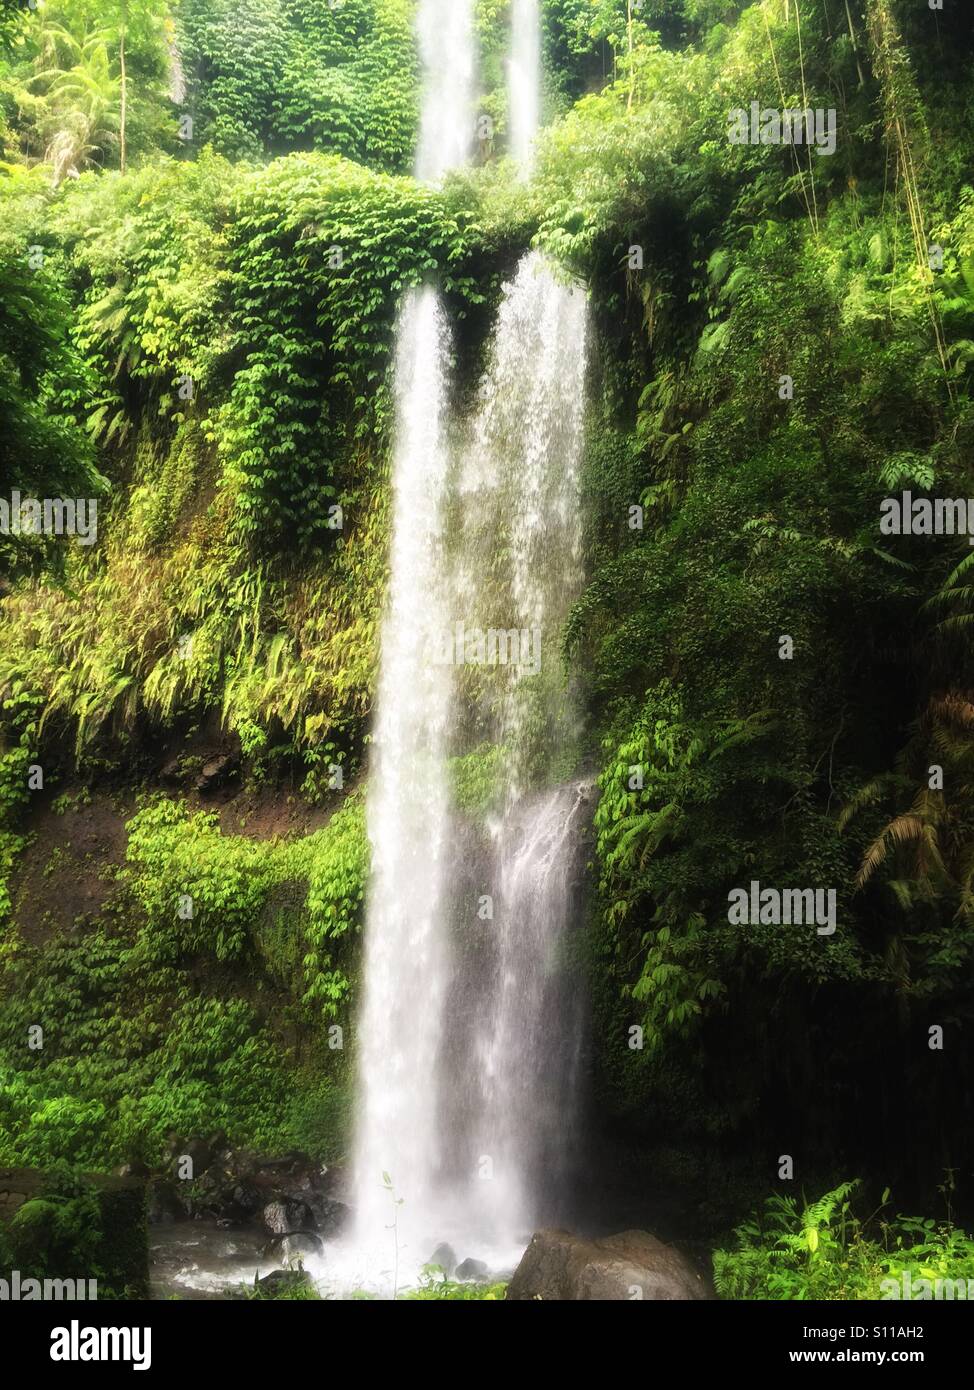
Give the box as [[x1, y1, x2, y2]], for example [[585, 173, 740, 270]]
[[149, 1220, 525, 1300]]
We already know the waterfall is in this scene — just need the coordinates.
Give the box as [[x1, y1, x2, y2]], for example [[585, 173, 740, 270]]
[[476, 780, 591, 1239], [350, 0, 476, 1265], [166, 37, 186, 107], [442, 0, 590, 1248], [351, 288, 456, 1255], [415, 0, 477, 182], [346, 0, 589, 1286], [508, 0, 541, 175], [451, 253, 590, 1247]]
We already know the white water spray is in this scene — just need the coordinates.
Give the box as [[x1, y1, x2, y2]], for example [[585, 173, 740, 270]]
[[350, 1, 476, 1269], [416, 0, 477, 182], [508, 0, 541, 175], [351, 288, 456, 1260], [454, 252, 590, 1247], [449, 0, 591, 1246]]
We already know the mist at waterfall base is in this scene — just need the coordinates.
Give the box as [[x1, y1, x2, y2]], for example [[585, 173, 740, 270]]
[[304, 3, 593, 1296]]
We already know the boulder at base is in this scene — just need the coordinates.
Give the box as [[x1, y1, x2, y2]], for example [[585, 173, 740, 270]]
[[505, 1229, 710, 1301]]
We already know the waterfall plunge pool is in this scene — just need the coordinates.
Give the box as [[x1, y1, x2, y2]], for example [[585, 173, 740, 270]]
[[149, 1219, 527, 1300]]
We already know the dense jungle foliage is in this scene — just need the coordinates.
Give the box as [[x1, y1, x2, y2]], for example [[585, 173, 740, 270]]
[[2, 0, 974, 1299]]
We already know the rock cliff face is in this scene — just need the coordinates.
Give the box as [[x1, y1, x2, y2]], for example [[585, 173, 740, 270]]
[[506, 1229, 711, 1302]]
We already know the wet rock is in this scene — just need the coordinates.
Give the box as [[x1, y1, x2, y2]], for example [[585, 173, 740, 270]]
[[165, 1135, 216, 1178], [146, 1179, 186, 1225], [262, 1200, 292, 1236], [159, 756, 187, 786], [255, 1268, 316, 1298], [429, 1243, 457, 1277], [188, 1166, 260, 1224], [506, 1229, 711, 1301], [149, 1144, 340, 1234], [195, 753, 239, 793], [309, 1197, 351, 1239], [261, 1197, 316, 1237], [256, 1154, 327, 1194], [230, 1182, 262, 1217], [455, 1257, 490, 1282], [316, 1164, 345, 1199], [256, 1150, 308, 1174]]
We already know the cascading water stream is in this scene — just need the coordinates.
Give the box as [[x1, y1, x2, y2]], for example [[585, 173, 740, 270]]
[[508, 0, 541, 176], [437, 0, 591, 1247], [416, 0, 476, 181], [351, 289, 456, 1258], [451, 0, 591, 1249], [344, 0, 590, 1287], [450, 253, 590, 1248], [350, 0, 476, 1270]]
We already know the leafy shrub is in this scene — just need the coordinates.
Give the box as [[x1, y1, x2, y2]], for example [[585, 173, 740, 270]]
[[177, 0, 419, 170], [124, 800, 270, 962], [714, 1182, 974, 1300], [0, 790, 367, 1168], [299, 795, 367, 1017], [400, 1272, 507, 1301]]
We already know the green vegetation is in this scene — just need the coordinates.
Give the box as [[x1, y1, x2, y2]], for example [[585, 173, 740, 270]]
[[715, 1181, 974, 1300], [533, 1, 974, 1225], [1, 0, 974, 1299], [400, 1271, 507, 1300], [241, 1269, 507, 1300], [0, 1162, 148, 1299], [0, 793, 366, 1169], [176, 0, 420, 168]]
